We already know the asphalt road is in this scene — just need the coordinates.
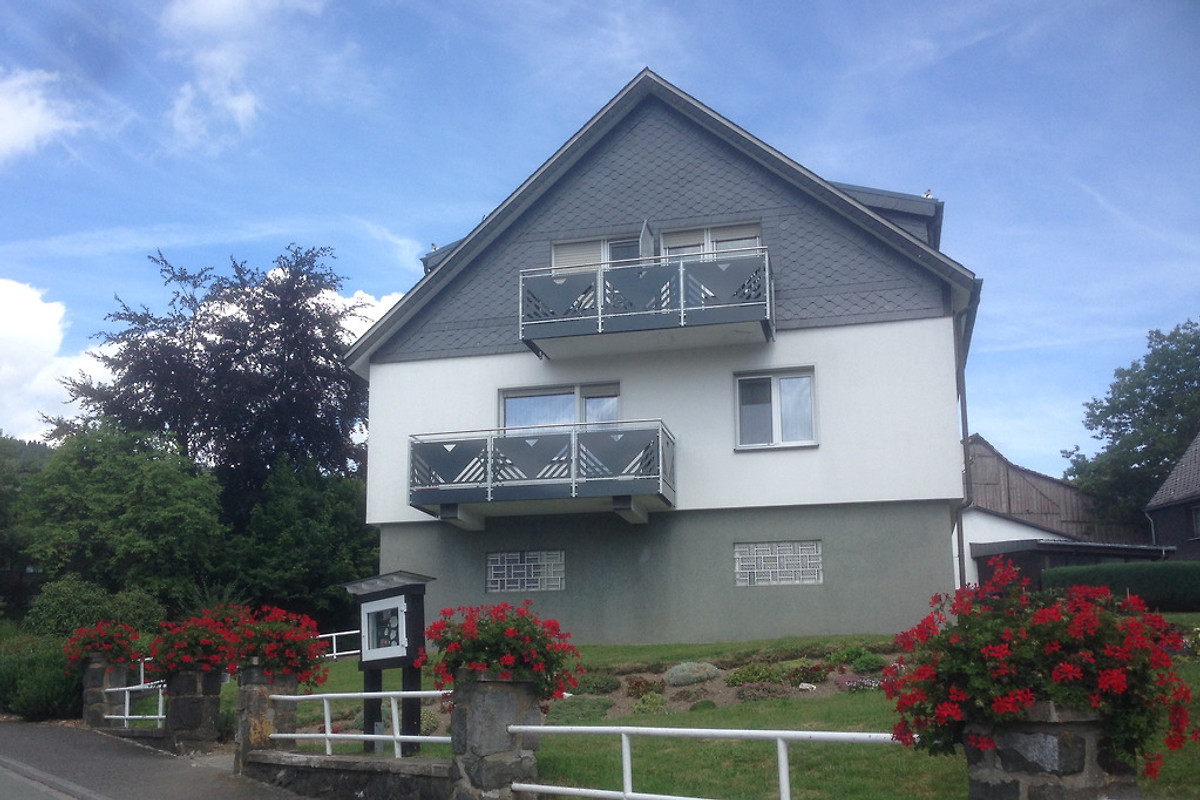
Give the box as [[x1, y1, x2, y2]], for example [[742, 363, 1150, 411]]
[[0, 722, 303, 799]]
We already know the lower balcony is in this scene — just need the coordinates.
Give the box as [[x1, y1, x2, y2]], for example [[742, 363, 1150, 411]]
[[409, 420, 676, 530]]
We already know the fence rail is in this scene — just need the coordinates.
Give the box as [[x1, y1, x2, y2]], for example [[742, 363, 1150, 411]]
[[269, 690, 451, 757], [508, 724, 900, 800], [318, 629, 361, 659], [103, 660, 165, 728]]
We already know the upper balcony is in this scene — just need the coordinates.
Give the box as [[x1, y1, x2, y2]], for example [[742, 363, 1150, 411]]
[[409, 419, 676, 530], [519, 247, 773, 358]]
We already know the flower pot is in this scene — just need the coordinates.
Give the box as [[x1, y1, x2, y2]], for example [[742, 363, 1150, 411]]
[[965, 702, 1140, 800]]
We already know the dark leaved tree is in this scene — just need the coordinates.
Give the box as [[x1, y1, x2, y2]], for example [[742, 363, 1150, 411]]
[[1063, 319, 1200, 530]]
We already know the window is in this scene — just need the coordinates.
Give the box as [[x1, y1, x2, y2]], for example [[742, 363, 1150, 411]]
[[503, 384, 618, 429], [486, 550, 565, 592], [553, 237, 640, 268], [734, 541, 823, 586], [736, 371, 814, 447], [662, 223, 761, 257]]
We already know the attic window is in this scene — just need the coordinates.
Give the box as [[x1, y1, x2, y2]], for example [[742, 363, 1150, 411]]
[[553, 237, 639, 268], [662, 223, 761, 256]]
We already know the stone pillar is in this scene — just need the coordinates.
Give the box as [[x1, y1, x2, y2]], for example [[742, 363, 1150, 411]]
[[450, 674, 542, 800], [965, 702, 1140, 799], [165, 668, 223, 754], [81, 656, 127, 728], [235, 664, 299, 774]]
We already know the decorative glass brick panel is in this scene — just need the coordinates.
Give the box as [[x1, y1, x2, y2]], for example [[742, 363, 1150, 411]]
[[486, 550, 566, 593], [734, 540, 822, 586]]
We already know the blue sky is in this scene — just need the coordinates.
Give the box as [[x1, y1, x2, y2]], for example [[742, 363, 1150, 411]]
[[1, 0, 1197, 478]]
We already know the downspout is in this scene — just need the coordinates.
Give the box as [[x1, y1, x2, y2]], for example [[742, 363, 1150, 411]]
[[954, 309, 973, 588], [1143, 510, 1158, 547]]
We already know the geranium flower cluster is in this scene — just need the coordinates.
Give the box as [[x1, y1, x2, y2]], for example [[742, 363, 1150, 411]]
[[415, 600, 583, 702], [145, 605, 329, 687], [882, 557, 1199, 778], [232, 605, 330, 687], [64, 620, 143, 674]]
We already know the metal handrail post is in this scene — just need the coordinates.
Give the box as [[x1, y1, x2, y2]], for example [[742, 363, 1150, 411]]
[[621, 732, 633, 796], [323, 698, 334, 755], [777, 737, 790, 800]]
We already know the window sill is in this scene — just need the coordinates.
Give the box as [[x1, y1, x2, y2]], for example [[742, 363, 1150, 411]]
[[734, 441, 819, 453]]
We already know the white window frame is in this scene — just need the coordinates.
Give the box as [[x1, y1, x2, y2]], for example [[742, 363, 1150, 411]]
[[734, 369, 816, 449], [501, 383, 619, 428], [661, 223, 762, 256], [734, 540, 823, 587], [486, 550, 566, 593], [552, 237, 640, 269]]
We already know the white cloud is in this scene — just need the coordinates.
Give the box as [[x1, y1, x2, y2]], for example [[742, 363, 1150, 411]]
[[0, 279, 103, 441], [0, 68, 85, 165], [159, 0, 327, 149]]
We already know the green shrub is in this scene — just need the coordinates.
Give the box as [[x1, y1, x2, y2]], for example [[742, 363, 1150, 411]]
[[23, 576, 111, 637], [632, 691, 667, 715], [105, 588, 167, 634], [724, 662, 783, 687], [1, 637, 82, 720], [1042, 563, 1200, 611], [849, 652, 888, 674], [664, 661, 720, 687], [421, 707, 441, 735], [575, 671, 621, 695]]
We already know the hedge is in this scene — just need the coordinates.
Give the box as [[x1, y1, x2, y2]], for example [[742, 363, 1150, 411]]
[[1041, 562, 1200, 612]]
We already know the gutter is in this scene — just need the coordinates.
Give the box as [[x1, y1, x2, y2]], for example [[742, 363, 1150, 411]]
[[954, 307, 973, 588]]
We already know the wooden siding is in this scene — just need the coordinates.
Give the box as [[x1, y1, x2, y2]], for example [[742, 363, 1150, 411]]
[[968, 435, 1144, 543]]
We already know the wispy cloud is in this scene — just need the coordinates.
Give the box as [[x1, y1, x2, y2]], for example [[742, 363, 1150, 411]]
[[158, 0, 327, 151], [0, 68, 86, 165]]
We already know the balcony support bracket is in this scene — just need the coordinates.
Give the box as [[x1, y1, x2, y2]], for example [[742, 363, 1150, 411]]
[[613, 495, 649, 525], [439, 504, 485, 531]]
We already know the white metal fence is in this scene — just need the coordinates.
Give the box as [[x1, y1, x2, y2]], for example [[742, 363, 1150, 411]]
[[103, 660, 165, 728], [318, 629, 361, 659], [269, 690, 451, 757], [507, 724, 901, 800]]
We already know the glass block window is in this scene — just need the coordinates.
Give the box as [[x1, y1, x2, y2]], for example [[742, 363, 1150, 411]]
[[486, 550, 565, 593], [734, 540, 823, 586]]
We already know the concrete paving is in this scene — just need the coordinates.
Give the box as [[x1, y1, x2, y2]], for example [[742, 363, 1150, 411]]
[[0, 722, 304, 799]]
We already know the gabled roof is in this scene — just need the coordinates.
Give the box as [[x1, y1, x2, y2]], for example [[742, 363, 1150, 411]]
[[347, 68, 982, 377], [1146, 430, 1200, 510]]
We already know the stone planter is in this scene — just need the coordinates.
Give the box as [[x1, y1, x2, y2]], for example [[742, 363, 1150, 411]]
[[234, 663, 299, 773], [165, 667, 223, 754], [81, 655, 128, 728], [965, 702, 1140, 799], [450, 672, 542, 799]]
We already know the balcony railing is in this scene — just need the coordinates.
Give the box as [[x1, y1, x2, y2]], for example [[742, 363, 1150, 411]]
[[409, 420, 676, 519], [519, 247, 772, 347]]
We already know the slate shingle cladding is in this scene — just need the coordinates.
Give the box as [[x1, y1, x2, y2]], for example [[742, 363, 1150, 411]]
[[374, 97, 947, 364]]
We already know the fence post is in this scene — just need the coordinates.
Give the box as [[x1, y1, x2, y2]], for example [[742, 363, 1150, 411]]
[[450, 674, 541, 799], [165, 668, 223, 754], [81, 656, 126, 728], [235, 663, 298, 773]]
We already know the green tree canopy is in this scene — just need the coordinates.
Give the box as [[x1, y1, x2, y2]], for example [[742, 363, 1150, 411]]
[[20, 424, 226, 607], [1064, 319, 1200, 529]]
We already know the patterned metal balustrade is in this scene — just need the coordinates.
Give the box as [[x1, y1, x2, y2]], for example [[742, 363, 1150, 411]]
[[409, 420, 676, 514], [519, 248, 772, 343]]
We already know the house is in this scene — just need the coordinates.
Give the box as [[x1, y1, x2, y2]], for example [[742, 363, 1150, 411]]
[[347, 70, 983, 644], [1145, 430, 1200, 560], [960, 434, 1165, 588]]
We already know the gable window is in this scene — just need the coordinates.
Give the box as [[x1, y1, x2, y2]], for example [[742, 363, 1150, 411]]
[[734, 540, 823, 586], [662, 223, 761, 257], [503, 383, 619, 429], [736, 371, 814, 447], [486, 550, 565, 592], [553, 238, 639, 268]]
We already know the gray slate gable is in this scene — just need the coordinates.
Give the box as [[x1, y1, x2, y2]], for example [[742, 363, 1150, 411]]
[[352, 70, 980, 370], [1147, 431, 1200, 510]]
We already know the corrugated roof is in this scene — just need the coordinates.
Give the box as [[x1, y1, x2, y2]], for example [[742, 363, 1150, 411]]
[[1146, 430, 1200, 510]]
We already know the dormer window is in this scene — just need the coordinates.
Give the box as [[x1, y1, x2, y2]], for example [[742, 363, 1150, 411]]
[[552, 237, 640, 268]]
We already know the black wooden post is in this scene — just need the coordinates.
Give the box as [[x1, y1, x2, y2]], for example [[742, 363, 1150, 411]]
[[362, 667, 383, 753]]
